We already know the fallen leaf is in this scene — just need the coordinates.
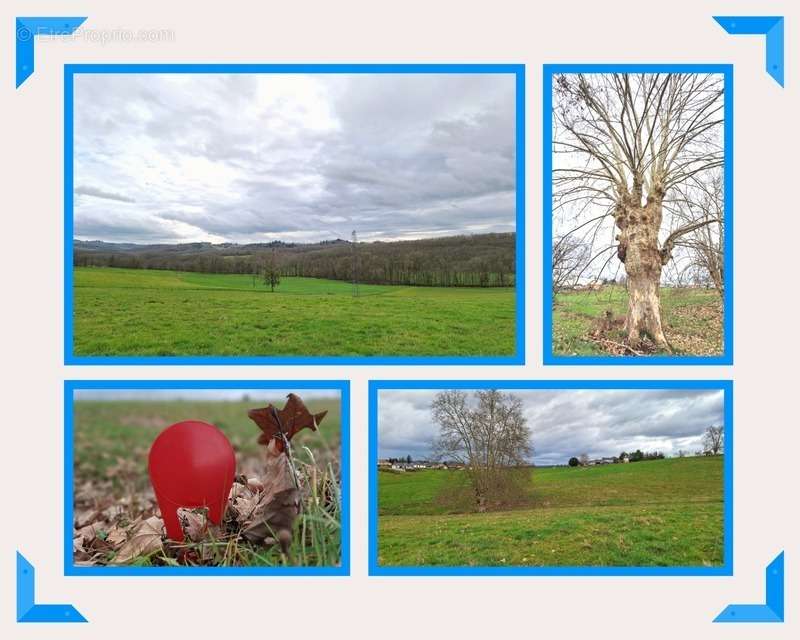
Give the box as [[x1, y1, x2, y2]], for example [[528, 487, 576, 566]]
[[178, 508, 208, 542], [74, 509, 98, 529], [75, 522, 102, 544], [246, 477, 264, 492], [112, 516, 164, 564], [231, 490, 261, 521], [106, 527, 127, 546], [248, 393, 327, 450], [240, 448, 300, 552]]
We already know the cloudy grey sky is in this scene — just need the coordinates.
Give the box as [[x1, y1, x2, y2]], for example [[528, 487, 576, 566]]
[[73, 73, 516, 245], [378, 388, 724, 465]]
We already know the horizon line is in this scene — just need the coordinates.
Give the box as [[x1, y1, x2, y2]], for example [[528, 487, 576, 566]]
[[73, 230, 517, 248]]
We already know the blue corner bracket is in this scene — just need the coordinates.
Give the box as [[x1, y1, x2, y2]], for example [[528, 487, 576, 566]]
[[714, 16, 785, 87], [714, 552, 785, 623], [16, 16, 87, 88], [17, 552, 86, 623]]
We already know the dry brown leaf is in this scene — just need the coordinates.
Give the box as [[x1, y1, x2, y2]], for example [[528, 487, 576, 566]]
[[239, 445, 300, 552], [241, 488, 300, 550], [229, 482, 249, 501], [73, 509, 98, 529], [246, 477, 264, 492], [101, 504, 125, 521], [75, 522, 102, 544], [105, 527, 128, 546], [112, 515, 164, 564], [232, 491, 261, 521], [88, 536, 114, 552], [178, 508, 208, 542], [248, 393, 327, 450]]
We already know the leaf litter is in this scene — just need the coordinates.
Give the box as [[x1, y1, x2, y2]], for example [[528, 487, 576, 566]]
[[73, 395, 340, 567]]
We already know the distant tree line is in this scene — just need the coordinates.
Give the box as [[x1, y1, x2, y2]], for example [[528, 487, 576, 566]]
[[567, 449, 665, 467], [566, 427, 724, 468], [621, 449, 665, 462], [74, 233, 516, 288]]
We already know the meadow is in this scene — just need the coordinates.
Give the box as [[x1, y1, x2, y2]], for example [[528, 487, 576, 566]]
[[72, 396, 341, 567], [553, 285, 723, 356], [377, 457, 724, 567], [72, 267, 516, 357]]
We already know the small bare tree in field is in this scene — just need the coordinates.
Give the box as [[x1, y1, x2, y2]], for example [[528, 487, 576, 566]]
[[260, 249, 281, 292], [702, 425, 724, 455], [553, 73, 724, 350], [432, 389, 532, 512]]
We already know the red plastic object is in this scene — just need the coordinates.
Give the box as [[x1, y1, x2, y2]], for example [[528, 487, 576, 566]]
[[148, 421, 236, 542]]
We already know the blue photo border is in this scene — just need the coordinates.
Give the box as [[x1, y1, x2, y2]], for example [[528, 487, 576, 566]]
[[368, 379, 733, 576], [63, 63, 525, 366], [542, 64, 733, 365], [64, 379, 350, 576]]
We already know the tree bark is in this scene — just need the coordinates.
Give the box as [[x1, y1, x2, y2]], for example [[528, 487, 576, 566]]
[[615, 191, 670, 351]]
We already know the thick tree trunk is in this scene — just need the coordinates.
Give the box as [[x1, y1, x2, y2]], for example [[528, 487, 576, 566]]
[[625, 268, 667, 348], [615, 195, 670, 351]]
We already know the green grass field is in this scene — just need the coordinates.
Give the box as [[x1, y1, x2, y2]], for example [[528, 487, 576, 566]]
[[553, 285, 723, 356], [72, 267, 516, 357], [73, 397, 341, 567], [378, 457, 724, 567]]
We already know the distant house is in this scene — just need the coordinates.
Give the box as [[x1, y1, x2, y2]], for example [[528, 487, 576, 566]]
[[379, 459, 435, 470], [584, 456, 625, 466], [382, 460, 435, 471], [442, 461, 465, 470], [620, 454, 629, 463], [572, 282, 603, 292]]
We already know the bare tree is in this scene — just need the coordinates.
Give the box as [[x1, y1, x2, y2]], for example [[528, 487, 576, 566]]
[[666, 169, 724, 295], [261, 249, 281, 292], [578, 453, 589, 466], [702, 425, 724, 455], [552, 235, 590, 294], [553, 73, 724, 349], [432, 389, 533, 512]]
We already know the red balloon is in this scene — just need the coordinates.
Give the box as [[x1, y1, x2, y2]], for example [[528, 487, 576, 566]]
[[148, 421, 236, 542]]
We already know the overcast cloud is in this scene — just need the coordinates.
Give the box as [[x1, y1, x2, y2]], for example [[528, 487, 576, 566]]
[[378, 388, 724, 465], [73, 73, 516, 244]]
